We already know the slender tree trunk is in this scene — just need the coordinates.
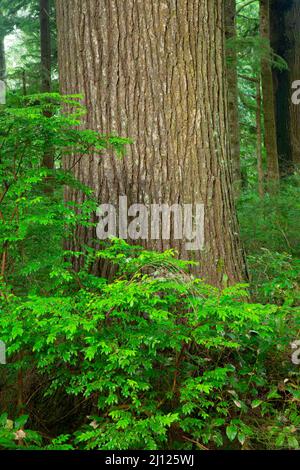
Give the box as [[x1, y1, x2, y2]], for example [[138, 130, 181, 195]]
[[0, 34, 6, 82], [40, 0, 54, 190], [256, 80, 264, 199], [56, 0, 246, 286], [225, 0, 241, 196], [21, 69, 27, 96], [260, 0, 280, 186], [40, 0, 52, 93]]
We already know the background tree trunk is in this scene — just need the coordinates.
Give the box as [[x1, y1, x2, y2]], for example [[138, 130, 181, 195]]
[[286, 0, 300, 167], [56, 0, 246, 286], [225, 0, 241, 196], [270, 0, 294, 175], [40, 0, 51, 93], [256, 80, 264, 199], [260, 0, 280, 185], [0, 34, 6, 81], [40, 0, 54, 188]]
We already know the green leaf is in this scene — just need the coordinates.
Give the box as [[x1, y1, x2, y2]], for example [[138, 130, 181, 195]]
[[288, 436, 299, 449], [226, 424, 238, 442], [238, 432, 246, 446], [275, 434, 285, 448], [14, 415, 29, 430], [0, 413, 8, 427], [251, 399, 263, 409]]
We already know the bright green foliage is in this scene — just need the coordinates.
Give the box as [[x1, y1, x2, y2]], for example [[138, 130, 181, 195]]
[[0, 94, 130, 293], [0, 240, 299, 450]]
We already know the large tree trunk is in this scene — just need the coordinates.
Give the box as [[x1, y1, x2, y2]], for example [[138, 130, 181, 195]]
[[260, 0, 280, 185], [225, 0, 241, 196], [56, 0, 246, 286]]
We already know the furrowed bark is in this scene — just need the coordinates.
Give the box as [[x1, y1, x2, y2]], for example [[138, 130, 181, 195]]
[[56, 0, 247, 286]]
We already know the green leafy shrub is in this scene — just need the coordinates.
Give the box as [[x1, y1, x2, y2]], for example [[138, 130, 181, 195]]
[[0, 240, 298, 450], [0, 93, 299, 451]]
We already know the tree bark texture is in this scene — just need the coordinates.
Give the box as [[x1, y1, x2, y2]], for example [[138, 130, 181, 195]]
[[56, 0, 247, 286]]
